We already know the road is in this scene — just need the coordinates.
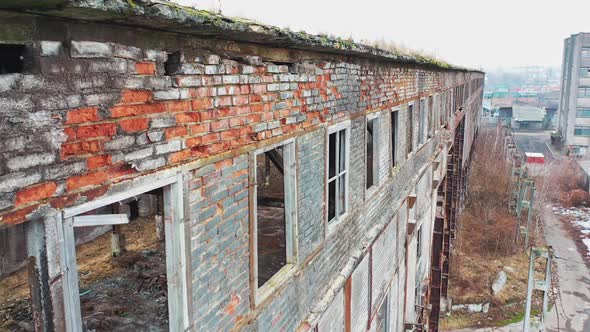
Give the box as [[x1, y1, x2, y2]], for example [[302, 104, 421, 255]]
[[512, 130, 590, 331], [543, 206, 590, 332], [512, 130, 555, 161]]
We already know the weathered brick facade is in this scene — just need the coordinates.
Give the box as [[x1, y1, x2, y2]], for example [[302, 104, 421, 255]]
[[0, 1, 483, 331]]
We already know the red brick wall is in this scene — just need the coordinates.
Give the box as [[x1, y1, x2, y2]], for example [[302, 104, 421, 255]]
[[0, 39, 482, 225]]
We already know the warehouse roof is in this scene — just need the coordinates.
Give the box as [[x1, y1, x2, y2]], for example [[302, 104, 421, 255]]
[[512, 106, 545, 122], [0, 0, 481, 73]]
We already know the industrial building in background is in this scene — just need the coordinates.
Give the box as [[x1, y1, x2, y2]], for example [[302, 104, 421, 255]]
[[0, 1, 483, 331], [557, 32, 590, 156]]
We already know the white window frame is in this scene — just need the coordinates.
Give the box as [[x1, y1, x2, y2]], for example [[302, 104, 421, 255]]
[[366, 112, 381, 196], [418, 98, 426, 145], [326, 120, 351, 232], [58, 173, 190, 332], [407, 102, 415, 157], [391, 107, 400, 169], [250, 138, 298, 304]]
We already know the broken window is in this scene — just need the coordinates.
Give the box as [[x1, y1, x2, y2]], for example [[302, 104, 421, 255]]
[[391, 110, 398, 167], [253, 141, 296, 294], [59, 179, 189, 331], [327, 122, 350, 224], [366, 115, 380, 190], [407, 104, 414, 155]]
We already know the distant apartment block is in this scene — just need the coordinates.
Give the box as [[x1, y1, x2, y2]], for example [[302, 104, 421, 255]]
[[558, 33, 590, 155]]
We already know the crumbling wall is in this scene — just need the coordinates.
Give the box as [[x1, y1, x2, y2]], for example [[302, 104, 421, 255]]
[[0, 11, 484, 332], [0, 15, 475, 226]]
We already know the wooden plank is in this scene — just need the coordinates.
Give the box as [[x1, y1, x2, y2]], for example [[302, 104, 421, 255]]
[[63, 175, 177, 218], [72, 214, 129, 227], [164, 175, 189, 331], [283, 141, 297, 263]]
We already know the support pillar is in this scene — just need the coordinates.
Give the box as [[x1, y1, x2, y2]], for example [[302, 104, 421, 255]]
[[25, 218, 55, 332]]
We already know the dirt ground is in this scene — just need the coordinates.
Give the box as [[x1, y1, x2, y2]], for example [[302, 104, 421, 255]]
[[440, 252, 531, 330], [0, 215, 168, 332]]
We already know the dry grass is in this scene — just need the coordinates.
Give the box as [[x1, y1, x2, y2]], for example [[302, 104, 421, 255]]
[[0, 216, 160, 314], [542, 159, 588, 207], [442, 128, 534, 329]]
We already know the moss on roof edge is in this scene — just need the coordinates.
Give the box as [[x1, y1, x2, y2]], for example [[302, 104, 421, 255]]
[[5, 0, 483, 73]]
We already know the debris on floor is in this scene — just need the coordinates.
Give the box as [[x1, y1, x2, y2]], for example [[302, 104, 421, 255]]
[[0, 215, 169, 332]]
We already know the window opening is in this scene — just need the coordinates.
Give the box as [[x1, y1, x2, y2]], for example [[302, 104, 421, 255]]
[[256, 147, 287, 287], [60, 178, 189, 332], [71, 192, 169, 331], [0, 44, 25, 74], [391, 111, 398, 167], [419, 99, 425, 144], [416, 226, 422, 260], [328, 127, 349, 223], [366, 116, 379, 190], [407, 104, 414, 155]]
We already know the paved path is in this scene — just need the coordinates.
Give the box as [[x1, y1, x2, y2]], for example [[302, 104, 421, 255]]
[[447, 207, 590, 332], [543, 206, 590, 332], [512, 130, 554, 161]]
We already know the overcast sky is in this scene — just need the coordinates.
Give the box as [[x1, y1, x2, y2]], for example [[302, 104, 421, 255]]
[[172, 0, 590, 71]]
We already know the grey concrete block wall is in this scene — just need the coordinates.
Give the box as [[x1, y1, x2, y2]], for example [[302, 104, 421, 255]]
[[350, 117, 366, 209], [297, 129, 325, 262], [188, 155, 250, 330], [0, 7, 485, 332]]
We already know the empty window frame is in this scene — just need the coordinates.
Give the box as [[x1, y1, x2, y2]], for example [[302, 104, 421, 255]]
[[407, 103, 414, 155], [0, 44, 26, 74], [577, 108, 590, 118], [427, 96, 434, 138], [252, 140, 297, 297], [416, 225, 422, 260], [581, 68, 590, 79], [366, 113, 380, 191], [58, 175, 190, 331], [327, 121, 351, 225], [391, 109, 399, 168], [574, 126, 590, 136], [418, 98, 426, 145]]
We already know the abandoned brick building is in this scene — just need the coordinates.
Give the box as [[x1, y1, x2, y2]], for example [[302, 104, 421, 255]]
[[0, 1, 484, 331]]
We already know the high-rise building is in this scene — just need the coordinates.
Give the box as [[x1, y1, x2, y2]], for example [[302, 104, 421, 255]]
[[558, 33, 590, 156]]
